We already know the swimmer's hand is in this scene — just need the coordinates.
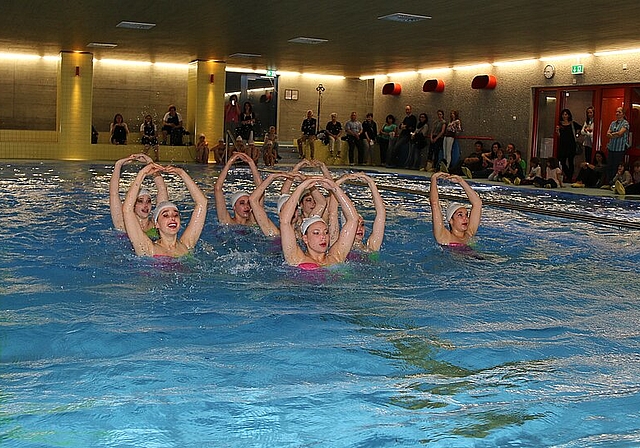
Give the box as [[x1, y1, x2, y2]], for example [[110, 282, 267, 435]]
[[132, 153, 154, 164]]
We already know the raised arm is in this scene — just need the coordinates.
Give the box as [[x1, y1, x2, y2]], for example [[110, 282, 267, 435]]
[[429, 172, 449, 244], [280, 159, 312, 194], [249, 172, 294, 237], [164, 166, 207, 250], [214, 152, 245, 224], [324, 178, 358, 263], [123, 163, 162, 256], [361, 174, 386, 252], [153, 172, 169, 203]]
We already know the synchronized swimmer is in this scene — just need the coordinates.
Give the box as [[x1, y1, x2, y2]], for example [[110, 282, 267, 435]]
[[109, 156, 483, 264], [429, 172, 482, 247]]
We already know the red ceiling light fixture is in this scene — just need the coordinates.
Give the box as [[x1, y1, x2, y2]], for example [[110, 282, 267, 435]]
[[471, 74, 497, 89], [422, 79, 445, 92], [381, 82, 402, 95]]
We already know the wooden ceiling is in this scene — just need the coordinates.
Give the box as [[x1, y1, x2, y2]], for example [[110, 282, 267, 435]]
[[1, 1, 638, 77]]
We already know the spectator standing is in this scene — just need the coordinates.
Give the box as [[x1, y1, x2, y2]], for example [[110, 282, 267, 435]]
[[224, 95, 241, 141], [361, 113, 378, 165], [428, 110, 446, 172], [345, 111, 365, 165], [378, 114, 397, 167], [555, 108, 581, 182], [581, 106, 595, 164], [605, 107, 629, 182]]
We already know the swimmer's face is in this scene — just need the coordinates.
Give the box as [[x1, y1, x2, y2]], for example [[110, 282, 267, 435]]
[[355, 216, 366, 242], [135, 195, 152, 219], [156, 208, 180, 233], [303, 221, 329, 253], [233, 196, 252, 218], [449, 208, 469, 231], [300, 194, 316, 216]]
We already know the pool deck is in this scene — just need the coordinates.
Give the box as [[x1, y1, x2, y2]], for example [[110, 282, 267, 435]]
[[270, 160, 639, 201]]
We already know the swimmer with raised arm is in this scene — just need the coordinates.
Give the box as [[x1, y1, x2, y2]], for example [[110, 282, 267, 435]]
[[123, 163, 207, 257], [109, 153, 168, 237], [280, 177, 358, 269], [214, 151, 262, 225], [280, 159, 329, 220], [249, 171, 299, 237], [330, 172, 386, 252], [429, 172, 482, 246]]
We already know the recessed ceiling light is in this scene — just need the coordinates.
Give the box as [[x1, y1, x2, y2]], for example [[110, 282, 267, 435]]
[[87, 42, 118, 48], [288, 37, 328, 45], [378, 13, 431, 23], [116, 21, 156, 30], [228, 53, 262, 58]]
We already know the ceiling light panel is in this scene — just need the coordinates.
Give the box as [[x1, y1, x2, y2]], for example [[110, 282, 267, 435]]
[[288, 37, 328, 45], [116, 21, 156, 30], [378, 13, 431, 23]]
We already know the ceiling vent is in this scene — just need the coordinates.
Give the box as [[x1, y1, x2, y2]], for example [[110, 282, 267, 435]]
[[228, 53, 262, 58], [377, 13, 431, 23], [288, 37, 328, 45], [116, 21, 156, 30], [87, 42, 118, 48]]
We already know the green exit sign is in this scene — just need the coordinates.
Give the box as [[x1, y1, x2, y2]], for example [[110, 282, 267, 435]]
[[571, 64, 584, 75], [265, 69, 276, 77]]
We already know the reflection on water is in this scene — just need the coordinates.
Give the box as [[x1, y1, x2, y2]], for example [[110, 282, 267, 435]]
[[1, 161, 639, 447]]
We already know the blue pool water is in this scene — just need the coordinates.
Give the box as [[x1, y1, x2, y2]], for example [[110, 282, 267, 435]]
[[1, 161, 639, 447]]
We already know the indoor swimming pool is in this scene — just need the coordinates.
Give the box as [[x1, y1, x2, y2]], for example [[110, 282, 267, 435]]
[[1, 161, 639, 447]]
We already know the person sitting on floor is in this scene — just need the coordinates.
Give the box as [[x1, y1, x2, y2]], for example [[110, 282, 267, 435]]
[[502, 153, 525, 185], [520, 157, 541, 185], [533, 157, 564, 188], [613, 160, 640, 195], [572, 150, 607, 188], [602, 163, 632, 191]]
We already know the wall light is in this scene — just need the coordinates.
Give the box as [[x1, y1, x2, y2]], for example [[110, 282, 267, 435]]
[[210, 74, 214, 83], [593, 48, 640, 56], [452, 63, 491, 71], [539, 53, 591, 62], [492, 58, 537, 67], [75, 66, 80, 76]]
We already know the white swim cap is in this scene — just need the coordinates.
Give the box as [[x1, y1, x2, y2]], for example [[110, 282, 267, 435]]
[[231, 191, 250, 208], [446, 202, 467, 222], [300, 216, 326, 235], [153, 201, 178, 223], [137, 188, 151, 199], [277, 194, 291, 214]]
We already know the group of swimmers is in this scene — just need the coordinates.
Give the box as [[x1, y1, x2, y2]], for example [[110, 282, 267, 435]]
[[110, 153, 482, 267]]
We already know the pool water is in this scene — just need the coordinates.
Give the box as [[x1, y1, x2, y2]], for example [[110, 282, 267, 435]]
[[1, 161, 639, 447]]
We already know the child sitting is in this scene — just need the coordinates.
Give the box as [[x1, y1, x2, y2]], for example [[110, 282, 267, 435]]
[[602, 163, 632, 190], [502, 153, 524, 184], [195, 134, 209, 164], [533, 157, 563, 188], [264, 126, 280, 161], [520, 157, 541, 185], [263, 140, 277, 167], [487, 147, 508, 181]]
